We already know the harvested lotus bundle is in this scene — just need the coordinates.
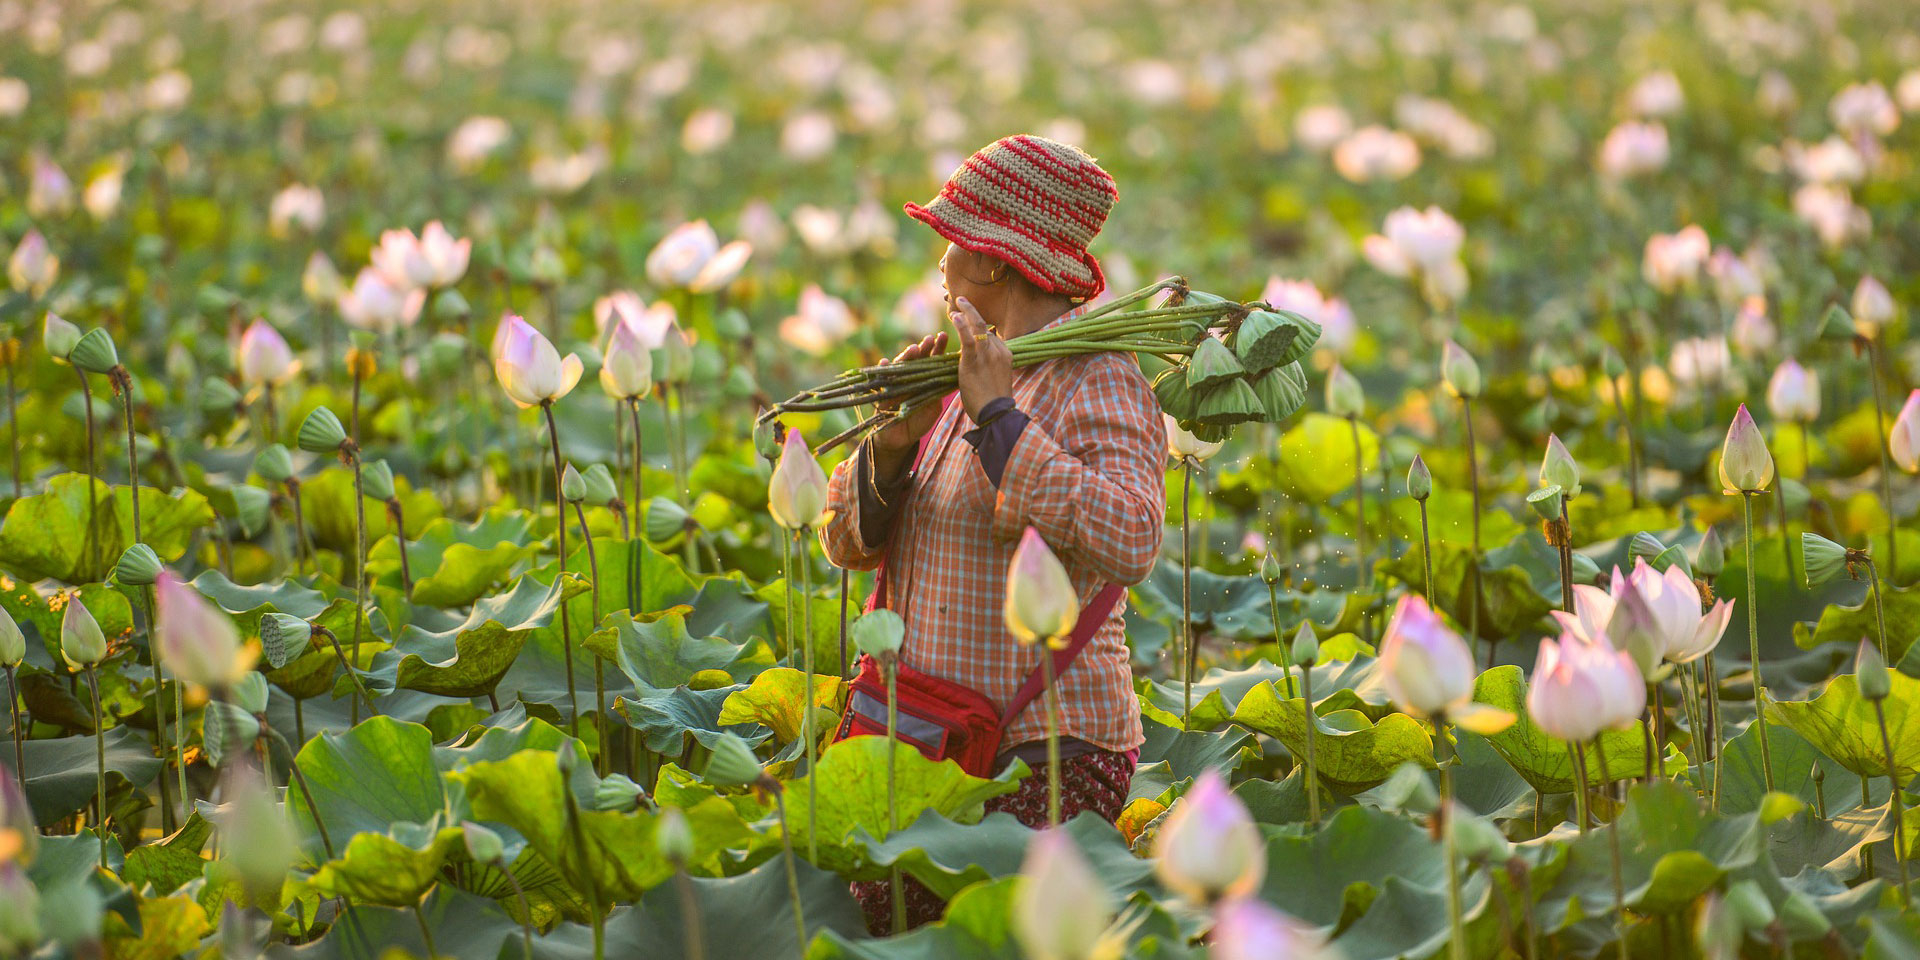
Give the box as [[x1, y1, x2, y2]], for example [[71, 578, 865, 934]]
[[760, 278, 1321, 451]]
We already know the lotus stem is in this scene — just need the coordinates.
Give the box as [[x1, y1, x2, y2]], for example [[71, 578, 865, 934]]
[[1680, 663, 1705, 794], [142, 587, 174, 834], [1740, 492, 1773, 792], [1556, 499, 1574, 614], [1418, 498, 1435, 603], [561, 759, 605, 960], [315, 625, 379, 717], [1872, 698, 1912, 907], [1868, 339, 1899, 582], [573, 499, 606, 776], [1610, 367, 1638, 509], [1798, 421, 1812, 482], [1043, 648, 1062, 827], [87, 666, 106, 868], [76, 366, 98, 555], [667, 385, 688, 507], [1348, 414, 1368, 593], [1705, 649, 1723, 812], [774, 787, 808, 951], [1643, 683, 1660, 785], [1863, 776, 1876, 881], [501, 861, 537, 960], [1864, 559, 1890, 662], [348, 448, 369, 726], [1301, 648, 1321, 827], [1463, 398, 1486, 666], [629, 396, 646, 615], [118, 371, 140, 543], [673, 869, 705, 960], [5, 665, 22, 784], [282, 756, 333, 859], [797, 527, 819, 861], [1180, 456, 1194, 726], [1570, 741, 1592, 834], [5, 346, 18, 497], [1437, 718, 1465, 960], [1773, 488, 1795, 586], [885, 652, 904, 934], [389, 500, 413, 596], [287, 478, 309, 575], [1593, 737, 1630, 960], [412, 899, 439, 958], [541, 401, 580, 736]]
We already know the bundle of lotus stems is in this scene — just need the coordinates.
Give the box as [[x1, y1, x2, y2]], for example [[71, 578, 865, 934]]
[[760, 277, 1322, 452]]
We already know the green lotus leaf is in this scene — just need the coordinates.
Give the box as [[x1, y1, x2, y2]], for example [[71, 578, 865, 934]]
[[614, 685, 767, 754], [188, 571, 368, 701], [367, 512, 542, 608], [1473, 665, 1682, 794], [120, 813, 213, 895], [1257, 804, 1446, 926], [4, 726, 161, 824], [102, 894, 211, 959], [851, 808, 1157, 900], [717, 666, 845, 745], [366, 573, 576, 698], [1127, 719, 1254, 802], [754, 576, 855, 675], [585, 610, 766, 698], [1791, 582, 1920, 666], [0, 474, 211, 583], [308, 821, 468, 906], [1232, 680, 1434, 791], [1767, 672, 1920, 781]]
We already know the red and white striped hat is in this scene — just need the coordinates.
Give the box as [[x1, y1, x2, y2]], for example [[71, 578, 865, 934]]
[[905, 135, 1118, 301]]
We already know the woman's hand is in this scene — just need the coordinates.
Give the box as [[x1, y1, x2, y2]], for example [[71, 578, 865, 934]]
[[949, 297, 1013, 421], [870, 331, 950, 472]]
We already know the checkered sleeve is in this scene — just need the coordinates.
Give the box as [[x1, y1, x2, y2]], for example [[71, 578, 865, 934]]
[[990, 353, 1167, 584], [819, 445, 890, 571]]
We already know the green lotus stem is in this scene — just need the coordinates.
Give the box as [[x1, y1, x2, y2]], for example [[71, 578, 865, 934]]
[[1268, 584, 1293, 698], [141, 587, 174, 834], [501, 860, 537, 960], [315, 625, 378, 717], [1872, 698, 1912, 907], [1181, 457, 1194, 725], [117, 371, 140, 544], [797, 527, 819, 861], [885, 652, 904, 934], [75, 366, 99, 557], [348, 448, 370, 726], [1642, 684, 1659, 785], [87, 666, 106, 868], [673, 869, 706, 960], [1609, 366, 1638, 509], [1867, 339, 1899, 581], [574, 499, 607, 777], [1705, 650, 1723, 812], [1418, 496, 1435, 603], [1799, 421, 1812, 482], [774, 787, 808, 952], [1348, 414, 1368, 592], [1740, 492, 1773, 792], [1680, 662, 1705, 794], [1463, 398, 1486, 667], [1042, 649, 1062, 827], [839, 569, 850, 680], [282, 756, 333, 859], [6, 346, 19, 497], [1592, 736, 1630, 960], [1437, 718, 1465, 960], [1773, 489, 1795, 586], [1863, 560, 1890, 662], [1863, 776, 1875, 881], [1569, 741, 1591, 834], [541, 401, 580, 736], [1300, 648, 1321, 827], [561, 765, 606, 960], [388, 500, 413, 596], [629, 396, 646, 615], [1811, 762, 1826, 819], [5, 665, 22, 783], [667, 385, 688, 507], [1556, 500, 1574, 614], [286, 478, 309, 575]]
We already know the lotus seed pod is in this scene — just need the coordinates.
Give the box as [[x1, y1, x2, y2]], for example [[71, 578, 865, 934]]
[[199, 376, 242, 414], [1816, 304, 1855, 342], [851, 608, 905, 658], [1407, 455, 1432, 501], [1539, 434, 1581, 498], [1527, 485, 1563, 520], [296, 406, 348, 453], [1151, 366, 1200, 422], [258, 613, 314, 670], [1570, 552, 1602, 584], [1856, 639, 1891, 701], [359, 459, 396, 503], [1694, 527, 1726, 577], [254, 443, 295, 483], [1249, 362, 1310, 423], [1724, 879, 1775, 931], [593, 773, 644, 812], [1800, 532, 1849, 587], [1440, 340, 1482, 399], [1650, 545, 1692, 579], [432, 287, 472, 322], [1232, 309, 1316, 375], [581, 463, 619, 506], [462, 820, 505, 865], [231, 672, 270, 715], [1451, 810, 1511, 862], [1290, 620, 1319, 668], [656, 807, 694, 867], [701, 732, 764, 788], [1628, 532, 1667, 565], [229, 484, 273, 538], [561, 462, 586, 503], [60, 596, 108, 669], [41, 313, 81, 359], [688, 669, 733, 690], [645, 497, 691, 542], [715, 308, 751, 341], [1324, 363, 1364, 418], [68, 327, 119, 374], [1194, 377, 1266, 427], [202, 700, 261, 767], [113, 542, 162, 586], [0, 606, 21, 667]]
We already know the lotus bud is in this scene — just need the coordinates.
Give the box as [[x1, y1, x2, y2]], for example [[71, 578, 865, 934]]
[[1289, 621, 1319, 669], [1815, 304, 1855, 343], [1013, 829, 1116, 960], [1851, 276, 1895, 336], [599, 314, 654, 399], [155, 571, 257, 689], [1153, 769, 1264, 904], [1777, 890, 1830, 938], [231, 672, 270, 714], [258, 613, 314, 670], [752, 421, 783, 464], [561, 462, 586, 503], [199, 377, 242, 415], [296, 406, 348, 453], [554, 739, 580, 777], [1166, 414, 1225, 462], [1452, 811, 1511, 862], [1005, 527, 1079, 647], [1717, 404, 1774, 493], [6, 231, 58, 298], [1725, 879, 1775, 931], [1527, 485, 1563, 520], [1765, 360, 1820, 424], [1695, 527, 1726, 577], [493, 315, 585, 407], [701, 732, 765, 788], [0, 865, 41, 952], [1325, 363, 1364, 418], [1406, 455, 1431, 501], [1259, 552, 1285, 584], [1378, 595, 1476, 718], [1856, 639, 1891, 701], [1695, 892, 1741, 960], [1890, 389, 1920, 474], [1628, 532, 1667, 565], [1208, 897, 1326, 960], [462, 821, 505, 865], [68, 328, 120, 375], [302, 251, 342, 304], [1441, 340, 1481, 399], [1601, 348, 1627, 379], [42, 313, 81, 359], [1800, 533, 1851, 587], [645, 497, 691, 542], [581, 463, 618, 506], [1185, 338, 1246, 391], [0, 607, 21, 667], [767, 428, 829, 530], [60, 596, 108, 669], [221, 770, 297, 903], [113, 543, 162, 586], [593, 773, 644, 812], [1539, 434, 1581, 498], [253, 444, 295, 484], [851, 609, 906, 658], [656, 806, 695, 867], [655, 323, 694, 385], [360, 459, 396, 503], [236, 319, 296, 386]]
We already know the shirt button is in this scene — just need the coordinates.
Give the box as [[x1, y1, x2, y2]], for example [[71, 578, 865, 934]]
[[938, 604, 948, 613]]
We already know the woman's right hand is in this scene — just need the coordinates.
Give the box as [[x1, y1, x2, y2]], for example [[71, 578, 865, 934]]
[[870, 332, 949, 470]]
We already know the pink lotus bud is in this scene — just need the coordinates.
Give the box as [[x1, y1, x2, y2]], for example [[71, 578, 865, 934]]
[[767, 428, 828, 530], [1717, 403, 1774, 493], [1361, 234, 1413, 277], [1013, 829, 1115, 960], [1890, 389, 1920, 474], [1597, 121, 1669, 179], [26, 152, 73, 219], [446, 115, 512, 172], [646, 220, 720, 289], [7, 230, 58, 298], [1441, 340, 1481, 399], [1627, 71, 1684, 118], [1209, 897, 1331, 960], [237, 320, 297, 386], [337, 266, 425, 334], [1332, 126, 1420, 183], [303, 251, 342, 304], [1706, 248, 1765, 305], [268, 184, 326, 238], [598, 313, 654, 399], [1641, 226, 1710, 294], [1381, 206, 1464, 271], [1525, 628, 1645, 743], [1293, 105, 1352, 153], [778, 285, 857, 356], [1153, 769, 1265, 904], [156, 572, 257, 689], [1378, 595, 1476, 718], [689, 240, 751, 294], [1004, 527, 1079, 647], [416, 220, 471, 287], [1828, 81, 1898, 138], [369, 227, 432, 290], [1851, 276, 1895, 334], [1765, 359, 1819, 423], [492, 314, 584, 408]]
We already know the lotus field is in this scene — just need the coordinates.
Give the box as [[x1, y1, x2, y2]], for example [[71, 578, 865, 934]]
[[5, 0, 1920, 957]]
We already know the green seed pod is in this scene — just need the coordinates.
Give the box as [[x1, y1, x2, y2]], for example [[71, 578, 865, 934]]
[[593, 773, 644, 812], [1185, 337, 1246, 391], [1249, 362, 1308, 423], [200, 377, 242, 415], [1233, 309, 1319, 375], [702, 732, 764, 788], [582, 463, 619, 506], [1527, 485, 1563, 520], [1724, 879, 1775, 931], [656, 807, 694, 867], [1407, 455, 1432, 501], [1856, 639, 1891, 701], [1694, 527, 1726, 577], [254, 443, 295, 484], [645, 497, 691, 543], [41, 313, 81, 360], [753, 420, 783, 464], [1193, 376, 1265, 427], [1600, 347, 1627, 380], [231, 672, 270, 714], [1451, 810, 1510, 862], [688, 668, 734, 691], [715, 308, 751, 341], [203, 700, 261, 768], [113, 542, 162, 586], [228, 484, 273, 538], [1800, 532, 1850, 587], [1325, 364, 1364, 418], [561, 463, 586, 503], [462, 820, 505, 865], [1650, 545, 1693, 580], [1571, 552, 1602, 584], [1816, 304, 1856, 342], [68, 328, 119, 374], [1185, 420, 1232, 445], [1151, 365, 1201, 421], [297, 406, 348, 453], [432, 287, 472, 322], [1289, 620, 1319, 669], [258, 613, 314, 670], [359, 459, 396, 503], [1628, 532, 1667, 566], [851, 609, 906, 658], [723, 366, 759, 401]]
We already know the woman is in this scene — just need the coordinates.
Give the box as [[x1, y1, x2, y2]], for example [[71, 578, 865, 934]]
[[818, 134, 1165, 930]]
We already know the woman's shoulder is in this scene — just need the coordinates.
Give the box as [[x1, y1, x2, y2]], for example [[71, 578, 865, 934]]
[[1044, 350, 1158, 413]]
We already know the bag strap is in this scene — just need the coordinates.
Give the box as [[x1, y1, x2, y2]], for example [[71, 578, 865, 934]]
[[998, 583, 1125, 729]]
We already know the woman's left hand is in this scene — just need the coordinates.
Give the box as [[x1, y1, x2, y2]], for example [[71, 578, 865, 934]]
[[950, 296, 1013, 420]]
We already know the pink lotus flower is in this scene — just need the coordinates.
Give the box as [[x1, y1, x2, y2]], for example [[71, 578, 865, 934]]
[[1527, 628, 1646, 743], [1706, 248, 1764, 306], [1153, 769, 1264, 904], [83, 163, 125, 221], [1890, 389, 1920, 474], [1766, 359, 1820, 423], [767, 428, 828, 530], [415, 221, 472, 287], [1792, 184, 1870, 250], [1829, 81, 1898, 138], [1209, 898, 1331, 960], [1013, 829, 1115, 960], [1260, 278, 1355, 355], [1597, 121, 1669, 179], [1332, 126, 1420, 183], [155, 572, 257, 689], [1292, 104, 1352, 153], [446, 115, 512, 172], [6, 230, 57, 297], [1005, 527, 1079, 647], [492, 314, 584, 408], [646, 220, 730, 289], [237, 319, 297, 386], [780, 110, 837, 162], [1378, 595, 1476, 719], [1641, 226, 1710, 294], [1789, 137, 1865, 186], [1851, 276, 1895, 336], [1608, 559, 1732, 670], [268, 184, 325, 237], [778, 285, 857, 356], [1626, 71, 1684, 118], [599, 313, 654, 400], [26, 152, 73, 219], [681, 108, 735, 155], [337, 267, 425, 334]]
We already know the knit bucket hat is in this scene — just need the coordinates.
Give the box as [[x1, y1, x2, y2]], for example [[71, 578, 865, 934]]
[[905, 135, 1118, 301]]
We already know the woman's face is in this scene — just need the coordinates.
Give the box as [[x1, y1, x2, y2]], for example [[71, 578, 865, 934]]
[[939, 243, 1011, 324]]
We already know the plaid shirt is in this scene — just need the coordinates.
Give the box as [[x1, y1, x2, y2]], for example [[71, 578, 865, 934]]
[[820, 313, 1164, 752]]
